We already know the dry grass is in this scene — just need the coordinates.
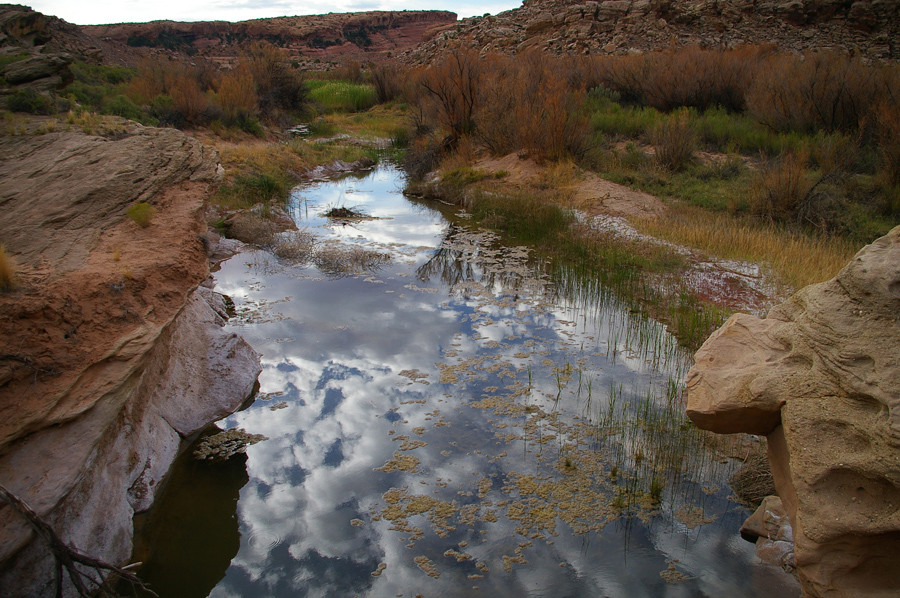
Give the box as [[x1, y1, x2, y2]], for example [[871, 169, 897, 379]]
[[226, 212, 280, 244], [313, 243, 390, 277], [272, 230, 317, 264], [729, 451, 776, 508], [0, 245, 17, 291], [636, 204, 858, 292]]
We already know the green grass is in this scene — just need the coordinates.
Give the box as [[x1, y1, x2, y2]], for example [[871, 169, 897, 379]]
[[306, 79, 377, 113]]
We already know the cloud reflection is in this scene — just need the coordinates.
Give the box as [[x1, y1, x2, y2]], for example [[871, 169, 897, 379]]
[[195, 165, 798, 597]]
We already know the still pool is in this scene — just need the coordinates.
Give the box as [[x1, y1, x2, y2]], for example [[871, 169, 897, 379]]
[[130, 164, 799, 597]]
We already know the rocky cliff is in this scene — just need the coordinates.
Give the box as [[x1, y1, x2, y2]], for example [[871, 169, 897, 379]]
[[80, 10, 457, 65], [0, 123, 261, 595], [408, 0, 898, 63], [686, 225, 900, 596]]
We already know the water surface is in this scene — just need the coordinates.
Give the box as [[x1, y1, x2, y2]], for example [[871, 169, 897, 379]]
[[134, 164, 799, 597]]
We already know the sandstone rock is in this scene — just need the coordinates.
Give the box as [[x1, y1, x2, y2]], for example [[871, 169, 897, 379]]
[[0, 51, 72, 85], [686, 225, 900, 597], [407, 0, 899, 63], [0, 124, 260, 596], [741, 495, 796, 572]]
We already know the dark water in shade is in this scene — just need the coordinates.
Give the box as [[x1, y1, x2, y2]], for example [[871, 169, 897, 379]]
[[130, 164, 800, 598]]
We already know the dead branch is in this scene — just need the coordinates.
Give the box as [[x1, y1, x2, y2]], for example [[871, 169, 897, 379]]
[[0, 484, 157, 597]]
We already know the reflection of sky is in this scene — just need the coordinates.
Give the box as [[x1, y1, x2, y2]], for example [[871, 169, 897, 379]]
[[200, 165, 798, 597]]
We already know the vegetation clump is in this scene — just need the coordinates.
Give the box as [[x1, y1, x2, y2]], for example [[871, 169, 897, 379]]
[[126, 202, 154, 228], [323, 206, 364, 219]]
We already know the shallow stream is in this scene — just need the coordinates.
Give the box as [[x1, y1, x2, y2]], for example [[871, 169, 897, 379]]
[[131, 164, 799, 597]]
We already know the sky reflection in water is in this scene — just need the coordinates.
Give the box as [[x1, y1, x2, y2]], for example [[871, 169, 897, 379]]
[[197, 165, 799, 597]]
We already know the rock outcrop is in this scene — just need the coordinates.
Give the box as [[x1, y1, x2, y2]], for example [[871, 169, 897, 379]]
[[408, 0, 899, 63], [0, 123, 261, 596], [686, 226, 900, 597], [80, 10, 457, 66]]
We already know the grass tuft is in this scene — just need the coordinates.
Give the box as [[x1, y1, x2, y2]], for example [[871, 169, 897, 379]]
[[126, 202, 155, 228]]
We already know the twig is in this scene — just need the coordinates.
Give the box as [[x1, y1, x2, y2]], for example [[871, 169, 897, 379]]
[[0, 484, 157, 597]]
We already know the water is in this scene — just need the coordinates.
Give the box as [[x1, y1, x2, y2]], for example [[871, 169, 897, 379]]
[[131, 164, 799, 597]]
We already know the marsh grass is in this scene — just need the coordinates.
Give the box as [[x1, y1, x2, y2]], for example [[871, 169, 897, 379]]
[[635, 205, 857, 291], [306, 79, 377, 113], [0, 245, 17, 291]]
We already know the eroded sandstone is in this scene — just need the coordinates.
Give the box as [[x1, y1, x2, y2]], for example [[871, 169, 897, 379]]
[[686, 225, 900, 597], [0, 124, 261, 596]]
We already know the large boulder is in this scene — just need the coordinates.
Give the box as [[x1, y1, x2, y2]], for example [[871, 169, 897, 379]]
[[686, 226, 900, 596]]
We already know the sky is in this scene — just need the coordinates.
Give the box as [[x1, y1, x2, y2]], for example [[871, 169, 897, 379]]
[[28, 1, 523, 25]]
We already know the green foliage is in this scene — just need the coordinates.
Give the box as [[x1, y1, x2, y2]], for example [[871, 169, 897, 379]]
[[69, 62, 136, 86], [588, 102, 662, 139], [215, 172, 295, 210], [102, 94, 146, 122], [468, 190, 572, 246], [307, 80, 377, 113], [126, 202, 155, 228], [441, 167, 490, 187], [6, 89, 55, 114]]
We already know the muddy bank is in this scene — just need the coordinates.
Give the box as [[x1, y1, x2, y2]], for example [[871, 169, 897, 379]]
[[0, 124, 260, 595]]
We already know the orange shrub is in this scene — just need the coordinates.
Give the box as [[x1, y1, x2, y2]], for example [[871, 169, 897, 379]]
[[747, 51, 898, 134], [217, 66, 258, 120], [168, 74, 207, 123]]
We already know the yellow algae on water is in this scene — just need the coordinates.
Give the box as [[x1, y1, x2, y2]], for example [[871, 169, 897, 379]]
[[414, 555, 440, 578], [376, 452, 420, 473]]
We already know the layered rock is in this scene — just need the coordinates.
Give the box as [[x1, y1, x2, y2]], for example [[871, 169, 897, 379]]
[[407, 0, 899, 63], [686, 226, 900, 596], [0, 124, 261, 596], [80, 10, 457, 65]]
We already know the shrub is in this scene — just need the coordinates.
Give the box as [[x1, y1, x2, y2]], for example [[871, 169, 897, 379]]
[[216, 67, 258, 121], [747, 51, 899, 134], [101, 94, 145, 121], [749, 150, 814, 224], [0, 245, 17, 291], [126, 202, 155, 227], [273, 230, 317, 263], [650, 111, 696, 171], [6, 89, 55, 114], [371, 63, 403, 103]]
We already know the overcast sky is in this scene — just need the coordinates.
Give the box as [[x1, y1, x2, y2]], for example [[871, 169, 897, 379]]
[[29, 1, 523, 25]]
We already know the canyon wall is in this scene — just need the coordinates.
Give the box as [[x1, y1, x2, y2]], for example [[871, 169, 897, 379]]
[[0, 123, 260, 595]]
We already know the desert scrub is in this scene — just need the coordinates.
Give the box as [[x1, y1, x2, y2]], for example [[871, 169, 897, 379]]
[[126, 202, 155, 228], [0, 245, 17, 291]]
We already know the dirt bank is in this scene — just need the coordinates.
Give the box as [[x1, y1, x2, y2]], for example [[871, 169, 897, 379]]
[[0, 123, 260, 595]]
